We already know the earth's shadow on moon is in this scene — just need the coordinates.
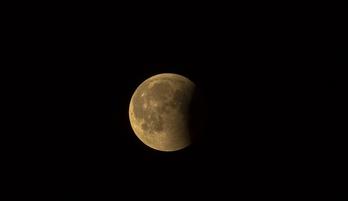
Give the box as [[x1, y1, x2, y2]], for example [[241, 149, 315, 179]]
[[188, 84, 208, 153]]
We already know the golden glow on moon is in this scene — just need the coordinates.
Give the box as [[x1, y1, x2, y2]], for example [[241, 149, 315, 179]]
[[129, 73, 195, 152]]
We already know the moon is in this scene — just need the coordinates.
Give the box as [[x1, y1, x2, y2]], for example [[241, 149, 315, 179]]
[[129, 73, 195, 152]]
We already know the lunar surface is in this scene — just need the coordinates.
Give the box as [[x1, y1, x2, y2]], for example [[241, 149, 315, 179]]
[[129, 73, 195, 152]]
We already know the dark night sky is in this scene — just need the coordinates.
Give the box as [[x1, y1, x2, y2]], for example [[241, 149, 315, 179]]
[[9, 4, 345, 200], [40, 40, 342, 200]]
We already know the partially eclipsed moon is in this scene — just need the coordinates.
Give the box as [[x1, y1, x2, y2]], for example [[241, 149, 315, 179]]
[[129, 73, 195, 152]]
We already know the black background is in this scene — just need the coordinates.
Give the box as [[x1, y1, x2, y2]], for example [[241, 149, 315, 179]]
[[7, 3, 346, 200]]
